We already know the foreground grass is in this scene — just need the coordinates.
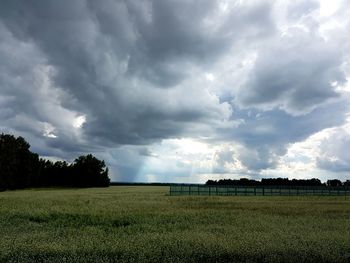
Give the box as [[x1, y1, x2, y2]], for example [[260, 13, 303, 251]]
[[0, 186, 349, 262]]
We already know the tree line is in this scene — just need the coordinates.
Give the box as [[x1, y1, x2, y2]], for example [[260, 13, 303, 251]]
[[0, 133, 110, 190], [206, 178, 350, 187]]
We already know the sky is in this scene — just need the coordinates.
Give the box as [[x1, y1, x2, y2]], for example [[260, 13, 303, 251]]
[[1, 0, 350, 183]]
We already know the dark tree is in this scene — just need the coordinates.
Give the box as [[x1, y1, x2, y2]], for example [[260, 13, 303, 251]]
[[0, 133, 110, 190], [327, 179, 342, 187], [0, 134, 39, 189], [206, 180, 217, 185], [261, 178, 289, 186], [206, 177, 327, 187], [37, 159, 72, 187], [72, 154, 110, 187], [206, 178, 260, 186]]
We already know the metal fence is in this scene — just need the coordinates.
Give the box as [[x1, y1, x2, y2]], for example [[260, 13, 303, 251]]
[[170, 185, 350, 196]]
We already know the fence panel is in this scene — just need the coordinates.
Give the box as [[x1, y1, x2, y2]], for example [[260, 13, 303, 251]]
[[169, 185, 350, 196]]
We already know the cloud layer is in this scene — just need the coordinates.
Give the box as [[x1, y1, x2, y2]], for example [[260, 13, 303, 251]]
[[1, 0, 350, 182]]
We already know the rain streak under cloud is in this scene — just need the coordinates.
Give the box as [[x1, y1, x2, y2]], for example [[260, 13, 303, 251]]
[[1, 0, 350, 183]]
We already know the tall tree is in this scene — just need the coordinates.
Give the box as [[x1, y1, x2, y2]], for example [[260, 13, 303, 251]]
[[72, 154, 110, 187], [0, 134, 38, 189]]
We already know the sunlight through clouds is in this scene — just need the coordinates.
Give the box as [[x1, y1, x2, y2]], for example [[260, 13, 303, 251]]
[[73, 115, 86, 129]]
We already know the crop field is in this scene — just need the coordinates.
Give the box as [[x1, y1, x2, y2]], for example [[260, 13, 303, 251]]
[[0, 186, 350, 262]]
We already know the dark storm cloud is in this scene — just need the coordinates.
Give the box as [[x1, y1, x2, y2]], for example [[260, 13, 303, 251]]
[[236, 29, 345, 115], [0, 0, 214, 146], [0, 0, 275, 148]]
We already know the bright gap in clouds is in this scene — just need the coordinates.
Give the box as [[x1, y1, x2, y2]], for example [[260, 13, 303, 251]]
[[73, 115, 86, 129], [205, 73, 215, 82], [172, 138, 210, 154], [135, 138, 247, 183], [319, 0, 341, 17], [43, 125, 57, 138], [136, 138, 216, 183]]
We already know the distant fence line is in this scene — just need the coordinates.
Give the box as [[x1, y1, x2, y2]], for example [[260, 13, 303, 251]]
[[170, 185, 350, 196]]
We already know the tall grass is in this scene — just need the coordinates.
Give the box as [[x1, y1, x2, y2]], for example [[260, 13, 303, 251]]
[[0, 186, 349, 262]]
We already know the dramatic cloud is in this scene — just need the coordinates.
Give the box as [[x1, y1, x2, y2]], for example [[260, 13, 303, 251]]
[[236, 30, 345, 114], [1, 0, 350, 182]]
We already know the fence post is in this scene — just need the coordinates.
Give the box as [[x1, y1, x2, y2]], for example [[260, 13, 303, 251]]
[[254, 187, 256, 196], [262, 187, 265, 196]]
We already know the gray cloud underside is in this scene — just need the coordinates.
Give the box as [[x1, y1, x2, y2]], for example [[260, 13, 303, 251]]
[[0, 0, 273, 145]]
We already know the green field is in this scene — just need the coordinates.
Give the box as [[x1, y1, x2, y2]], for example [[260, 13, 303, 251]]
[[0, 186, 350, 262]]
